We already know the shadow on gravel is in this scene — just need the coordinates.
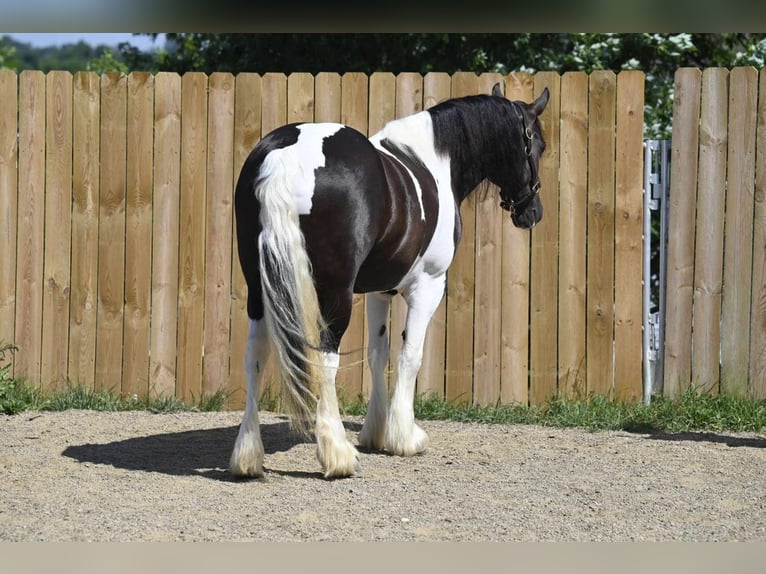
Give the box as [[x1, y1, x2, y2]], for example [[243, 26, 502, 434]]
[[61, 419, 362, 482], [640, 431, 766, 449]]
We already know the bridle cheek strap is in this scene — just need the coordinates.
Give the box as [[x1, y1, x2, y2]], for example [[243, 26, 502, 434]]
[[500, 180, 540, 215], [500, 102, 542, 215]]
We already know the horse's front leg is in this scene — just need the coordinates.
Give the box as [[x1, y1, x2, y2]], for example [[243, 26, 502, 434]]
[[358, 293, 393, 451], [315, 350, 360, 478], [230, 319, 270, 478], [385, 275, 445, 456]]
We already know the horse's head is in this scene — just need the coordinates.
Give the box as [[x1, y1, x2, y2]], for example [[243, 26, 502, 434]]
[[491, 83, 549, 229]]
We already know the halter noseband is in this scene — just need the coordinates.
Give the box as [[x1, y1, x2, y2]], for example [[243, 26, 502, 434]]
[[499, 104, 542, 215]]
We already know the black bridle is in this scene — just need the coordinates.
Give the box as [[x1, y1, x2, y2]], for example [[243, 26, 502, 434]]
[[499, 104, 542, 215]]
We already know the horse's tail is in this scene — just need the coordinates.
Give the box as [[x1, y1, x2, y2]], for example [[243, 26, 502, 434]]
[[255, 149, 324, 436]]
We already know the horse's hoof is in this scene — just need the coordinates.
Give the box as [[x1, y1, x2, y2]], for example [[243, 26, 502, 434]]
[[317, 437, 360, 478], [385, 423, 429, 457]]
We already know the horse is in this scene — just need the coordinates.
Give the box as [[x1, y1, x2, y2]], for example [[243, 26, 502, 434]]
[[230, 82, 550, 479]]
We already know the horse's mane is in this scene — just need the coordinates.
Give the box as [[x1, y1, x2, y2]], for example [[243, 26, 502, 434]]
[[428, 94, 523, 202]]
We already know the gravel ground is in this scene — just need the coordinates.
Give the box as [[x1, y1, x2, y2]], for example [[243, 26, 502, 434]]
[[1, 409, 765, 542]]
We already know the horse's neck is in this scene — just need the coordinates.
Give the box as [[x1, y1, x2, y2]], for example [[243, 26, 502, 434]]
[[371, 110, 488, 205]]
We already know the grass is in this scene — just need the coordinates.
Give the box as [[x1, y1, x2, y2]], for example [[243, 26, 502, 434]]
[[1, 342, 764, 434]]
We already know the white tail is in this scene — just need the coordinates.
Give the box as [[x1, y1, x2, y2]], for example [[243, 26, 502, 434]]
[[255, 150, 324, 434]]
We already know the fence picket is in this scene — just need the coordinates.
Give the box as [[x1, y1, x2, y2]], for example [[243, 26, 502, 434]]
[[473, 72, 505, 406], [614, 71, 645, 402], [14, 71, 46, 387], [691, 68, 729, 394], [68, 72, 100, 389], [315, 72, 341, 123], [557, 71, 588, 399], [149, 72, 182, 398], [287, 72, 315, 123], [501, 72, 534, 405], [229, 73, 262, 409], [123, 72, 154, 397], [0, 71, 18, 373], [177, 72, 209, 402], [95, 72, 127, 393], [418, 72, 452, 400], [586, 71, 616, 398], [665, 68, 702, 398], [749, 69, 766, 400], [530, 71, 561, 405], [445, 72, 479, 404], [203, 73, 235, 399], [721, 67, 758, 396]]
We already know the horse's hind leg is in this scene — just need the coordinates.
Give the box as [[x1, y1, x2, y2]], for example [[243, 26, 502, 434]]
[[385, 275, 445, 456], [314, 289, 360, 478], [230, 318, 271, 478], [358, 292, 393, 450]]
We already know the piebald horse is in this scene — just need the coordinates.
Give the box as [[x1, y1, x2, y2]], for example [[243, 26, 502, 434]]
[[230, 82, 549, 478]]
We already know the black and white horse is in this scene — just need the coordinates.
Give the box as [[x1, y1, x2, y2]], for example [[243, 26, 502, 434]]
[[230, 82, 549, 478]]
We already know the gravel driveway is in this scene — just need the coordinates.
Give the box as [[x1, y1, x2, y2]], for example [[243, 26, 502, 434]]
[[1, 409, 764, 541]]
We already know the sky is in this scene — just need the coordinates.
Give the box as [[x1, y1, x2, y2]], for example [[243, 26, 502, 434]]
[[1, 33, 165, 51]]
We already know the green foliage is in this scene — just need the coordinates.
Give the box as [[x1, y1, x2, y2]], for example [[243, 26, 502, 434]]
[[0, 374, 229, 415], [0, 343, 46, 414], [86, 49, 129, 74], [2, 363, 764, 434], [4, 33, 766, 139], [0, 36, 19, 70]]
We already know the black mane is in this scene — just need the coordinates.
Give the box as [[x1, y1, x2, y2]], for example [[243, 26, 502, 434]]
[[428, 94, 525, 202]]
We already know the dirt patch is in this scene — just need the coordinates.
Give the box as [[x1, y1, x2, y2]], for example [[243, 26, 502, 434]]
[[1, 409, 764, 541]]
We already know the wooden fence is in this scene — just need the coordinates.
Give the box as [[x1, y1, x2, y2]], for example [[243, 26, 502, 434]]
[[0, 69, 646, 408], [665, 67, 766, 399]]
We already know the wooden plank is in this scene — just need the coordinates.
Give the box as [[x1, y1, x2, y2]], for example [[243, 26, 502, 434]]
[[287, 72, 315, 123], [473, 72, 505, 406], [203, 72, 235, 399], [14, 70, 45, 386], [501, 72, 534, 405], [15, 71, 46, 386], [445, 72, 478, 404], [68, 72, 100, 389], [365, 71, 396, 397], [336, 72, 368, 402], [230, 73, 262, 409], [314, 72, 340, 123], [418, 72, 452, 400], [176, 72, 208, 403], [529, 71, 561, 405], [691, 68, 729, 394], [664, 68, 702, 398], [721, 67, 758, 397], [750, 69, 766, 400], [390, 72, 423, 396], [614, 70, 645, 402], [585, 70, 616, 398], [557, 71, 588, 399], [40, 71, 73, 391], [95, 72, 127, 393], [122, 72, 154, 398], [261, 73, 287, 135], [150, 72, 182, 398], [0, 70, 18, 374]]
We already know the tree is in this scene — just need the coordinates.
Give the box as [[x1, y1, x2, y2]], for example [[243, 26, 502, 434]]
[[120, 33, 766, 139], [0, 36, 19, 70]]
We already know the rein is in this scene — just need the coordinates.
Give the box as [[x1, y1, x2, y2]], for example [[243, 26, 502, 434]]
[[499, 103, 541, 215]]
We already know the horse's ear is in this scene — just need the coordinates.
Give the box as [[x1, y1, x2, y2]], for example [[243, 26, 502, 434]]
[[530, 87, 550, 116], [491, 82, 504, 97]]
